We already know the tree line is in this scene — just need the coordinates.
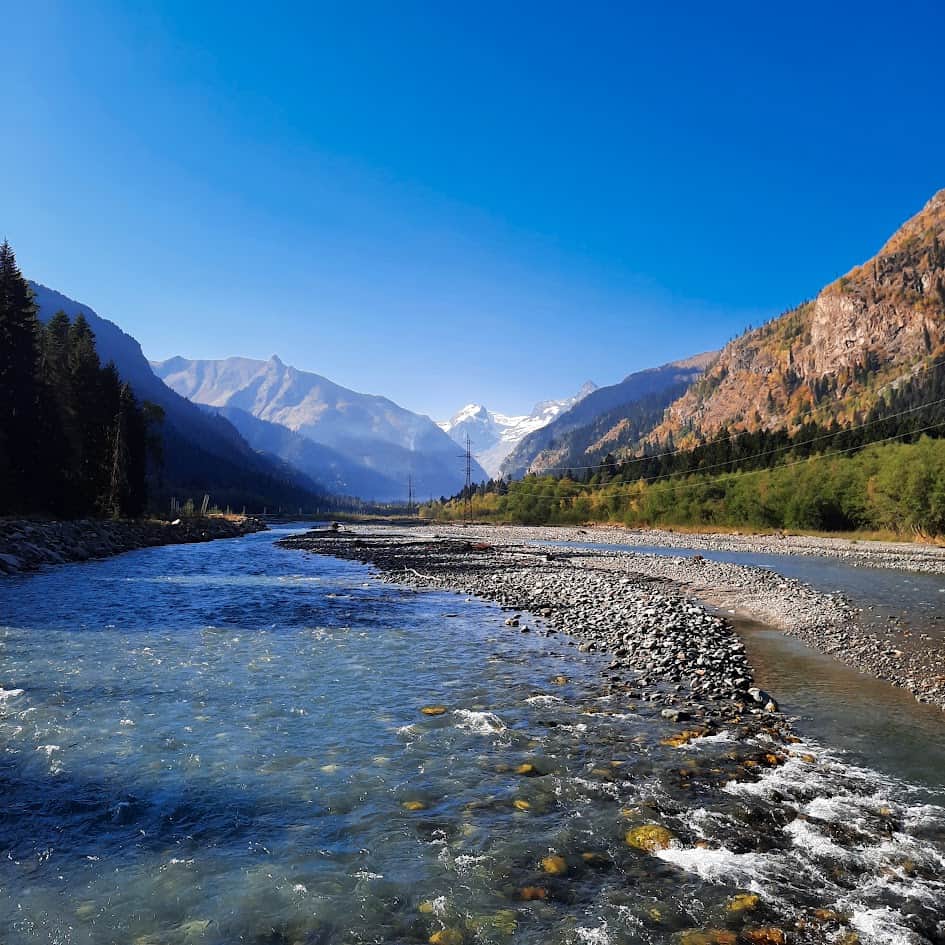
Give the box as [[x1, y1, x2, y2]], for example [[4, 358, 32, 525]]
[[425, 358, 945, 536], [0, 240, 157, 518]]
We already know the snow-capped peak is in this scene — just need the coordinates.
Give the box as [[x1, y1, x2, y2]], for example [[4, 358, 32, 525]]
[[438, 382, 597, 476]]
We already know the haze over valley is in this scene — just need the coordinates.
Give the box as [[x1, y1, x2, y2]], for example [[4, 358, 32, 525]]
[[4, 7, 945, 945]]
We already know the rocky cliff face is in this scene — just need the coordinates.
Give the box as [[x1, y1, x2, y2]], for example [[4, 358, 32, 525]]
[[502, 354, 715, 476], [654, 189, 945, 445]]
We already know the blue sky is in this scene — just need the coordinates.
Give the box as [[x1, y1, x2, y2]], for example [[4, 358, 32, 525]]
[[5, 1, 944, 418]]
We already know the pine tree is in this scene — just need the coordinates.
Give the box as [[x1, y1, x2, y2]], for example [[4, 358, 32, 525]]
[[0, 240, 41, 510]]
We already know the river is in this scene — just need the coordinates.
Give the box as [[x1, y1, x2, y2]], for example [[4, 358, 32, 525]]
[[1, 526, 943, 944]]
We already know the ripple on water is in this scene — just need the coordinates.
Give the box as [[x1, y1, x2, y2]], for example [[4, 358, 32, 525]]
[[0, 530, 943, 944]]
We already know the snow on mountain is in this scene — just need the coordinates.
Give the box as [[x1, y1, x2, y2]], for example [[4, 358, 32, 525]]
[[439, 382, 597, 477]]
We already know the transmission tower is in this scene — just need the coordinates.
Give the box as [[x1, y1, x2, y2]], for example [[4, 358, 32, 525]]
[[463, 433, 473, 523]]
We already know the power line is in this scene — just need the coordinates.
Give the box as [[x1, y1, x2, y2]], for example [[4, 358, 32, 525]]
[[522, 353, 945, 475], [456, 417, 945, 505], [502, 392, 945, 493]]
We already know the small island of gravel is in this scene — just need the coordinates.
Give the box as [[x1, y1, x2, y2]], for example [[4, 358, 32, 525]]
[[279, 523, 945, 711]]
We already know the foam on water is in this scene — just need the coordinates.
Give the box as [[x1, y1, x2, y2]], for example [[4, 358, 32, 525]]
[[452, 708, 507, 734], [0, 527, 943, 944]]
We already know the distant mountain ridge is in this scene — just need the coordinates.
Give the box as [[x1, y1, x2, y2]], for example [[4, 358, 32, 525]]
[[651, 189, 945, 447], [153, 356, 486, 500], [438, 382, 597, 477], [29, 283, 323, 510], [500, 353, 716, 477]]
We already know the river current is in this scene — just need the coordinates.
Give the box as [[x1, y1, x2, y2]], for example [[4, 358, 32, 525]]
[[1, 526, 943, 944]]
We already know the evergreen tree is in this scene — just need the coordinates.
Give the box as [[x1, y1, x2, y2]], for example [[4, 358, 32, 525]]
[[0, 240, 41, 509]]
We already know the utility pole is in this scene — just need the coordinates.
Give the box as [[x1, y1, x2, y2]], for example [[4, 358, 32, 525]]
[[407, 474, 414, 515]]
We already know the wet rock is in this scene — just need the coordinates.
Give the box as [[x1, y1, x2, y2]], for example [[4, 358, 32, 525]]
[[661, 708, 691, 722], [725, 892, 760, 912], [518, 886, 548, 901], [747, 688, 779, 712], [540, 854, 568, 875], [428, 929, 463, 945], [741, 930, 786, 945], [676, 931, 737, 945], [625, 824, 675, 852], [420, 705, 448, 716], [661, 728, 708, 748]]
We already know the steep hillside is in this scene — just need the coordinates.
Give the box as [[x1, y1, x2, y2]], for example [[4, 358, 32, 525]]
[[438, 382, 596, 477], [654, 189, 945, 446], [208, 405, 409, 500], [153, 356, 487, 499], [30, 284, 323, 510], [501, 354, 715, 477]]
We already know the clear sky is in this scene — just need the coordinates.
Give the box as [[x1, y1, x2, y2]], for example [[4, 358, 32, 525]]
[[5, 1, 944, 419]]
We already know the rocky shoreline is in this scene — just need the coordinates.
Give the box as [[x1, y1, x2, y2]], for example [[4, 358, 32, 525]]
[[0, 515, 267, 575], [279, 528, 792, 740], [280, 524, 945, 712], [419, 524, 945, 710], [449, 522, 945, 574]]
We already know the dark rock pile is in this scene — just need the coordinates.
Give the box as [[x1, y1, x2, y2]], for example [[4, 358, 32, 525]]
[[0, 516, 266, 575]]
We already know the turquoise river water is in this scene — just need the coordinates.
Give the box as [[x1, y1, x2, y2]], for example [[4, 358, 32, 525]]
[[1, 526, 943, 945]]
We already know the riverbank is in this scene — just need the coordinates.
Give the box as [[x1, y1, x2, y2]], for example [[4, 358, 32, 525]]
[[442, 522, 945, 573], [6, 526, 944, 945], [0, 515, 267, 575], [279, 528, 794, 740], [281, 524, 945, 711]]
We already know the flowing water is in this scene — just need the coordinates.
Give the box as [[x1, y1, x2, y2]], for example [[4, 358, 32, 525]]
[[548, 541, 945, 643], [547, 539, 945, 792], [1, 527, 944, 945]]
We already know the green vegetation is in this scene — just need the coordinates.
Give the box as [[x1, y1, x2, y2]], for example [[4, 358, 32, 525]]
[[426, 359, 945, 537], [424, 438, 945, 536], [0, 240, 157, 517]]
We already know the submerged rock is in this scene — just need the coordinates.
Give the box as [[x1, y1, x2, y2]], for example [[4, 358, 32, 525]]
[[540, 854, 568, 875], [676, 931, 737, 945], [625, 824, 675, 852], [725, 892, 760, 912], [515, 763, 542, 776], [428, 929, 463, 945], [518, 886, 548, 901], [741, 930, 786, 945]]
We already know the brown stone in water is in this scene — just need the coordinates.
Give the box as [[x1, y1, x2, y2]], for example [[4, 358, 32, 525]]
[[519, 886, 548, 900]]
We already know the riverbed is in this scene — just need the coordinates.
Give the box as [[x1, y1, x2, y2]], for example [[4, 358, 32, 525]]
[[1, 526, 944, 944]]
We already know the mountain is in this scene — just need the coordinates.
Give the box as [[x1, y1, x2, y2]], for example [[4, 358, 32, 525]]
[[204, 405, 404, 499], [152, 356, 487, 500], [29, 283, 324, 510], [438, 382, 597, 477], [652, 189, 945, 447], [500, 354, 716, 477]]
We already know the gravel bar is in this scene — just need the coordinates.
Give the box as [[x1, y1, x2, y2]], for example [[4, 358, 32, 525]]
[[278, 528, 792, 735], [280, 523, 945, 712]]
